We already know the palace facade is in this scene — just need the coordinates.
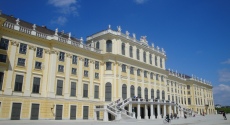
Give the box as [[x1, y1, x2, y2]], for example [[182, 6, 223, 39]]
[[0, 12, 215, 121]]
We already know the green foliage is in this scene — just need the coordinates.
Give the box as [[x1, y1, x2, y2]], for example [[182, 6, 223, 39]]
[[216, 108, 230, 113]]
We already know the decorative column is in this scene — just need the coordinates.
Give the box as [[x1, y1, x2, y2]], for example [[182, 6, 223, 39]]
[[24, 45, 36, 96], [4, 41, 19, 95], [174, 105, 176, 115], [150, 100, 155, 119], [77, 57, 84, 99], [169, 101, 172, 115], [64, 53, 72, 99], [129, 103, 132, 113], [41, 49, 50, 97], [103, 105, 108, 121], [137, 98, 141, 120], [157, 100, 161, 119], [127, 65, 131, 98], [145, 104, 149, 119], [89, 59, 95, 100], [47, 49, 58, 98], [163, 101, 166, 117], [100, 62, 105, 100], [117, 62, 122, 100]]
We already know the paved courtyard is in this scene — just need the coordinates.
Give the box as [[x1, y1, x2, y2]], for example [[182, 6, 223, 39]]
[[1, 114, 230, 125]]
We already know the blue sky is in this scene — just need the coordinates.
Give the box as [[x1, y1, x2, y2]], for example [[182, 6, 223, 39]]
[[1, 0, 230, 105]]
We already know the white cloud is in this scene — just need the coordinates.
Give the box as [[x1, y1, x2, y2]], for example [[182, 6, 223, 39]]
[[221, 59, 230, 64], [48, 0, 79, 25], [134, 0, 148, 4], [218, 69, 230, 82], [51, 16, 67, 26], [213, 84, 230, 105]]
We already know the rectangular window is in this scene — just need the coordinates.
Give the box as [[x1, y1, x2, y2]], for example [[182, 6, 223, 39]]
[[84, 70, 88, 77], [187, 85, 190, 89], [150, 73, 153, 79], [36, 47, 43, 58], [95, 61, 99, 69], [70, 82, 76, 96], [19, 43, 27, 54], [156, 74, 159, 81], [32, 77, 40, 93], [35, 61, 42, 69], [0, 72, 4, 90], [58, 65, 64, 72], [144, 71, 147, 78], [122, 64, 126, 72], [149, 54, 152, 64], [129, 46, 133, 58], [72, 55, 78, 64], [56, 80, 63, 95], [84, 58, 89, 67], [188, 98, 191, 105], [0, 38, 9, 50], [94, 85, 99, 99], [0, 54, 7, 63], [106, 62, 112, 70], [95, 73, 99, 79], [136, 49, 139, 60], [72, 68, 77, 75], [17, 58, 25, 66], [137, 69, 140, 76], [121, 43, 125, 55], [14, 75, 23, 92], [59, 52, 65, 61], [83, 84, 88, 98], [130, 67, 134, 74]]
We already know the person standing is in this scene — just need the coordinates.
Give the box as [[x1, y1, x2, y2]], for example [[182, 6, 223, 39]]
[[223, 112, 227, 120]]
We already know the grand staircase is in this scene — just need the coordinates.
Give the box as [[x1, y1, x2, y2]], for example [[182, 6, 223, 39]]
[[95, 97, 193, 121]]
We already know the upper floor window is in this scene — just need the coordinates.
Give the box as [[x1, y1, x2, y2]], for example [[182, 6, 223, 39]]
[[95, 73, 99, 79], [56, 80, 63, 95], [35, 61, 42, 69], [143, 51, 146, 62], [137, 69, 141, 76], [155, 56, 158, 66], [161, 76, 164, 82], [58, 65, 64, 72], [59, 52, 65, 61], [144, 71, 147, 78], [149, 54, 152, 64], [0, 54, 7, 63], [121, 43, 125, 55], [129, 46, 133, 58], [32, 77, 40, 93], [0, 72, 4, 90], [72, 55, 78, 64], [84, 70, 88, 77], [96, 42, 100, 49], [106, 62, 112, 70], [130, 67, 134, 74], [136, 49, 140, 60], [84, 58, 89, 67], [14, 75, 23, 92], [17, 58, 25, 66], [19, 43, 27, 54], [95, 61, 99, 69], [187, 85, 190, 89], [160, 58, 162, 68], [36, 47, 43, 58], [156, 74, 159, 81], [150, 73, 154, 79], [72, 68, 77, 75], [0, 38, 9, 50], [122, 64, 126, 72], [106, 40, 112, 52]]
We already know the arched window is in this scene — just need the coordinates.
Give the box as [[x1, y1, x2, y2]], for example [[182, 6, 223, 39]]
[[106, 40, 112, 52], [143, 51, 146, 62], [144, 88, 148, 99], [121, 43, 125, 55], [157, 89, 160, 99], [105, 82, 112, 101], [122, 84, 127, 99], [162, 90, 165, 100], [155, 56, 157, 66], [129, 46, 133, 58], [151, 89, 154, 99], [138, 86, 141, 98], [96, 42, 100, 49], [130, 85, 135, 97], [136, 49, 139, 60]]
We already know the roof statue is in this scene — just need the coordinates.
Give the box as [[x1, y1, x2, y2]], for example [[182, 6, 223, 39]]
[[151, 43, 154, 48], [68, 32, 71, 40], [108, 24, 111, 29], [126, 31, 130, 36], [80, 37, 83, 44], [117, 26, 122, 32], [32, 24, 36, 30], [55, 28, 58, 36], [140, 36, 148, 45], [16, 18, 20, 25], [132, 33, 136, 39]]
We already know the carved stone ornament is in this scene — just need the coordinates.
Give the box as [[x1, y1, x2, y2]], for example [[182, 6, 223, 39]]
[[50, 50, 59, 55], [79, 57, 84, 61], [90, 60, 95, 64], [116, 62, 122, 66], [11, 40, 19, 46], [66, 53, 73, 58], [100, 62, 104, 65], [28, 45, 36, 50]]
